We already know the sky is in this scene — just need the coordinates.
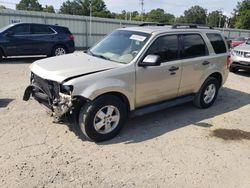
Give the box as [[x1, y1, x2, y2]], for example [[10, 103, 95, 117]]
[[0, 0, 240, 17]]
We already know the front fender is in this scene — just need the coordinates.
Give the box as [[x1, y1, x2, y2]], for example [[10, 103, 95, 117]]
[[71, 78, 135, 110]]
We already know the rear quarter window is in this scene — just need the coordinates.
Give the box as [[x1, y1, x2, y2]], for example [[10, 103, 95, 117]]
[[206, 33, 227, 54], [55, 27, 71, 34]]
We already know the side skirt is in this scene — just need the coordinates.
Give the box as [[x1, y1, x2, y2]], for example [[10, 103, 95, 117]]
[[130, 94, 194, 117]]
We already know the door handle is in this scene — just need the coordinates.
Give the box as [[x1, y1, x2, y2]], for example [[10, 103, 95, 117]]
[[202, 61, 210, 65], [169, 66, 179, 72]]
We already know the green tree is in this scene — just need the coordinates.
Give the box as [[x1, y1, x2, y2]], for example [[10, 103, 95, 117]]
[[59, 0, 112, 18], [231, 0, 250, 29], [59, 0, 84, 15], [43, 5, 55, 13], [16, 0, 42, 11], [183, 6, 207, 24], [235, 10, 250, 29], [207, 11, 227, 28], [175, 16, 186, 23], [0, 5, 6, 9], [146, 9, 175, 24]]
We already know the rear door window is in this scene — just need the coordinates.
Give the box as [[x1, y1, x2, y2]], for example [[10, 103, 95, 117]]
[[9, 24, 30, 35], [206, 33, 227, 54], [181, 34, 208, 59], [146, 35, 180, 62], [31, 25, 54, 34]]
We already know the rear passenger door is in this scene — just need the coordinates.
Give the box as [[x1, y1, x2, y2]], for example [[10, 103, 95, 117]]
[[178, 33, 210, 96], [30, 24, 56, 55]]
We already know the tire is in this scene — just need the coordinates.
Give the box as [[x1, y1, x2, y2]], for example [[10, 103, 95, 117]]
[[0, 49, 3, 61], [229, 66, 238, 73], [193, 77, 220, 109], [51, 45, 67, 57], [78, 95, 127, 142]]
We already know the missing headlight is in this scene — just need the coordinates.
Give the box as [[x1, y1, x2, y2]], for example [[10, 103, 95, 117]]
[[60, 85, 73, 95]]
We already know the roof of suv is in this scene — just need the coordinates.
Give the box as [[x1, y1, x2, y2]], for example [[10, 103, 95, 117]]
[[120, 26, 221, 35], [11, 22, 68, 29]]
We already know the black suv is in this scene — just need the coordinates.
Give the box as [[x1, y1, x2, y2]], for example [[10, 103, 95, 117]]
[[0, 23, 75, 59]]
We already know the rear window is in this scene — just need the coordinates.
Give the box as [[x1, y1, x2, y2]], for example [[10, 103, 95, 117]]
[[182, 34, 208, 58], [55, 27, 71, 34], [31, 25, 54, 34], [206, 33, 227, 54]]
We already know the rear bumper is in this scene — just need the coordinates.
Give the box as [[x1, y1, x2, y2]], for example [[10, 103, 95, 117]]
[[66, 41, 75, 53]]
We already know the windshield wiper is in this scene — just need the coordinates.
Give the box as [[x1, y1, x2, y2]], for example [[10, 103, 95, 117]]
[[87, 50, 111, 61]]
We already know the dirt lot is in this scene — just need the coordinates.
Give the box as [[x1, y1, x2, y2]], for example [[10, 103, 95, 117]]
[[0, 57, 250, 188]]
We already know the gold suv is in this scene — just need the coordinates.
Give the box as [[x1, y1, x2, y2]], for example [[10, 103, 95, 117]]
[[23, 24, 230, 142]]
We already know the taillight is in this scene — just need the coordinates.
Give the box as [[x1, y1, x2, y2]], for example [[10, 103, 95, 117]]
[[227, 55, 232, 69], [69, 35, 75, 41]]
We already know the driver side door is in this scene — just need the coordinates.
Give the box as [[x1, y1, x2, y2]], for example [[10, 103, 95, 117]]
[[135, 34, 182, 107]]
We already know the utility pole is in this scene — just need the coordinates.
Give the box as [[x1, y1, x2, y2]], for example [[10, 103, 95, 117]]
[[219, 8, 223, 28], [89, 0, 92, 47], [139, 0, 144, 21]]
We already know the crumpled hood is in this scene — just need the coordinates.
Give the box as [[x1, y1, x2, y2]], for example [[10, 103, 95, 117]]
[[30, 53, 122, 83], [234, 43, 250, 51]]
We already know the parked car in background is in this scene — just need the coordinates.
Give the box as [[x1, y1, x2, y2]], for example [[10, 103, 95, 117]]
[[230, 38, 250, 73], [0, 23, 75, 60], [23, 24, 229, 142], [231, 37, 247, 48]]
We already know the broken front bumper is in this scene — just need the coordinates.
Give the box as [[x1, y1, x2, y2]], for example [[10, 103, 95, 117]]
[[23, 82, 73, 118]]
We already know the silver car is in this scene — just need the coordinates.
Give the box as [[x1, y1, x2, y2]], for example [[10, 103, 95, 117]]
[[230, 38, 250, 73], [23, 24, 229, 142]]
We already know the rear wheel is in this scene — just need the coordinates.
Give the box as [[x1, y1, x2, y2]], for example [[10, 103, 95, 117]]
[[193, 77, 220, 109], [78, 95, 127, 142], [229, 66, 239, 73], [51, 45, 67, 56]]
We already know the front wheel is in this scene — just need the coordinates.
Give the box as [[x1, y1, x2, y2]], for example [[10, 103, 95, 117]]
[[193, 77, 220, 109], [0, 50, 3, 61], [78, 95, 127, 142]]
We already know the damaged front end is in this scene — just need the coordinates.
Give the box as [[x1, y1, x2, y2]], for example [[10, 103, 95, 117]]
[[23, 73, 80, 120]]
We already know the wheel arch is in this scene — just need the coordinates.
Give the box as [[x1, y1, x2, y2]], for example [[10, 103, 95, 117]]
[[0, 46, 6, 57], [208, 72, 223, 87], [51, 43, 69, 54], [95, 92, 131, 113]]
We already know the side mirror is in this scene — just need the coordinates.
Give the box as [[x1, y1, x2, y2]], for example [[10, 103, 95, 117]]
[[4, 31, 14, 37], [139, 54, 161, 67]]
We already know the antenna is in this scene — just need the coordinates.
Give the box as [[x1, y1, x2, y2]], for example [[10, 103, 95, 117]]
[[139, 0, 144, 21]]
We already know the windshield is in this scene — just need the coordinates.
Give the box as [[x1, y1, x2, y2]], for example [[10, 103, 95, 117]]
[[0, 25, 13, 33], [89, 30, 151, 64]]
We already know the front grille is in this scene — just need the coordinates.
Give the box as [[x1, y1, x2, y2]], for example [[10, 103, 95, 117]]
[[234, 50, 250, 58], [32, 73, 60, 101]]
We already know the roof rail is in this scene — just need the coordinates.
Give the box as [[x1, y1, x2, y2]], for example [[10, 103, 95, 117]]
[[139, 22, 166, 27], [172, 24, 214, 29]]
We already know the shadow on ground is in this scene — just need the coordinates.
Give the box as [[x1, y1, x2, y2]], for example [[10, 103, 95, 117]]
[[65, 87, 250, 144], [0, 56, 45, 64], [0, 99, 14, 108]]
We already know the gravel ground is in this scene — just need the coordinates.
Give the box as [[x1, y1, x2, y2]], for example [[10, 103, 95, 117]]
[[0, 57, 250, 188]]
